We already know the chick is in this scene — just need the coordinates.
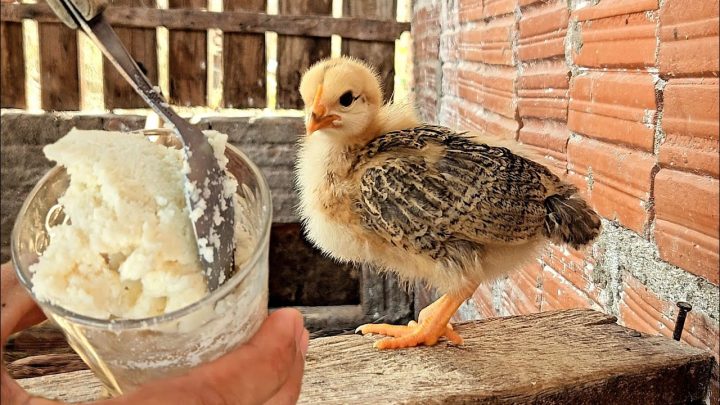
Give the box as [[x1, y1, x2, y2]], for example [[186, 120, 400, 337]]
[[296, 57, 601, 349]]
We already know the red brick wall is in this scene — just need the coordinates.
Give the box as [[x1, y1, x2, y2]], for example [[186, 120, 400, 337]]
[[412, 0, 719, 376]]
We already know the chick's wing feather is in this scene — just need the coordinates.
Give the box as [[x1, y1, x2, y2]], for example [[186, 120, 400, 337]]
[[354, 125, 550, 259]]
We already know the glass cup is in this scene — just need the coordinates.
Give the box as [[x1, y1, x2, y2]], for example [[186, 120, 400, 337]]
[[11, 130, 272, 396]]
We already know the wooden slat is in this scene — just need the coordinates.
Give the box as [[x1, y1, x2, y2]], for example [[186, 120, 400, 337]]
[[299, 309, 714, 404], [222, 0, 265, 108], [342, 0, 396, 103], [276, 0, 332, 109], [39, 21, 79, 110], [14, 310, 715, 404], [168, 0, 206, 106], [1, 3, 410, 42], [1, 14, 25, 108], [103, 0, 158, 109]]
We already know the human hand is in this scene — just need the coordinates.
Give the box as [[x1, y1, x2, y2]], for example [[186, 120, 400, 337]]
[[1, 262, 309, 405]]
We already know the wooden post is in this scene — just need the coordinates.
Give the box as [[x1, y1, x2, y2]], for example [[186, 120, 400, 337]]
[[222, 0, 265, 108], [276, 0, 332, 110], [168, 0, 206, 106], [342, 0, 396, 103], [0, 0, 25, 109], [103, 0, 158, 109], [361, 265, 413, 325], [38, 7, 79, 110]]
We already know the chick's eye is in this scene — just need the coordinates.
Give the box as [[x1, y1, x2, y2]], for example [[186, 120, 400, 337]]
[[339, 91, 354, 107]]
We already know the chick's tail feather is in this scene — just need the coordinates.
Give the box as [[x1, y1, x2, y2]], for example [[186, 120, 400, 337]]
[[543, 187, 601, 249]]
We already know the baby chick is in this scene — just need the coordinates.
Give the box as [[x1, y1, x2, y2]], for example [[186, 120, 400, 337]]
[[296, 57, 601, 349]]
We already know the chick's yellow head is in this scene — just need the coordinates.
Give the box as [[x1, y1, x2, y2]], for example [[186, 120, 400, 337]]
[[299, 57, 383, 139]]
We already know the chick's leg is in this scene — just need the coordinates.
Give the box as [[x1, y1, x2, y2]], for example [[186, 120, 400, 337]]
[[418, 294, 447, 323], [356, 292, 470, 349]]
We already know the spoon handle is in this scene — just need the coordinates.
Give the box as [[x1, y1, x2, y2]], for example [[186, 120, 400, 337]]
[[51, 0, 236, 290]]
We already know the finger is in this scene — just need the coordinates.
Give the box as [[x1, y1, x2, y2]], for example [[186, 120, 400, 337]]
[[196, 308, 306, 404], [263, 329, 309, 405], [1, 262, 46, 345], [107, 308, 306, 405], [1, 262, 58, 405]]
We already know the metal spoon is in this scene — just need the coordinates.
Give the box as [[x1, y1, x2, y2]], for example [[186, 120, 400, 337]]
[[52, 0, 235, 290]]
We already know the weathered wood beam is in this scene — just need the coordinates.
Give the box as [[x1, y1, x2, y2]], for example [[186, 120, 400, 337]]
[[0, 3, 410, 42], [14, 309, 715, 404]]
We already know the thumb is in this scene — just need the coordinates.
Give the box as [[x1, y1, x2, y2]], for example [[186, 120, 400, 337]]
[[107, 308, 307, 405], [195, 308, 308, 403]]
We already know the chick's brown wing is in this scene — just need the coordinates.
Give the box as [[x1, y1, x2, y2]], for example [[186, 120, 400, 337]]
[[353, 125, 550, 260]]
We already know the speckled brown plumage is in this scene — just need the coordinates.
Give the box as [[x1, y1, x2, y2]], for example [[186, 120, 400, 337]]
[[297, 57, 602, 349], [350, 125, 599, 263]]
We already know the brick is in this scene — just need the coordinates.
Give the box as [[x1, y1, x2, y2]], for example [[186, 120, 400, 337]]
[[518, 59, 569, 121], [458, 15, 516, 66], [518, 0, 568, 61], [455, 99, 520, 140], [471, 282, 498, 319], [620, 274, 719, 360], [572, 0, 658, 21], [457, 64, 516, 118], [483, 0, 516, 18], [518, 119, 569, 174], [502, 262, 542, 315], [414, 2, 442, 126], [459, 0, 483, 22], [542, 245, 602, 305], [654, 169, 719, 285], [659, 78, 719, 177], [573, 11, 658, 69], [541, 265, 599, 311], [659, 0, 720, 77], [567, 136, 657, 235], [568, 72, 657, 152]]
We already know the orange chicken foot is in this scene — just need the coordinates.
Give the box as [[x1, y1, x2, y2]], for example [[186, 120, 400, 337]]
[[356, 292, 471, 349]]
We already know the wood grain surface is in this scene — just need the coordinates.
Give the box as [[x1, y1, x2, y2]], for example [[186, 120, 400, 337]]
[[102, 0, 158, 109], [222, 0, 265, 108], [0, 12, 25, 109], [276, 0, 332, 109], [341, 0, 396, 103], [11, 309, 714, 404]]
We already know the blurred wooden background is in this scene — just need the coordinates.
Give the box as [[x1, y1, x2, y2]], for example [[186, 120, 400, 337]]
[[0, 0, 409, 111]]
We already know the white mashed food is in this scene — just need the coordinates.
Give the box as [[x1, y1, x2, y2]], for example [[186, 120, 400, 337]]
[[30, 129, 241, 320]]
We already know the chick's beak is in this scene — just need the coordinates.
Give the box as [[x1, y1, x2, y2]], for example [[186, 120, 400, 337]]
[[306, 85, 340, 135]]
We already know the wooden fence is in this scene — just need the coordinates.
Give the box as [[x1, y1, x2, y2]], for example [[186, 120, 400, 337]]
[[0, 0, 409, 111]]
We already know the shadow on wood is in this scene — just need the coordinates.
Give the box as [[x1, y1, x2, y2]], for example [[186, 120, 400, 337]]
[[14, 309, 714, 404]]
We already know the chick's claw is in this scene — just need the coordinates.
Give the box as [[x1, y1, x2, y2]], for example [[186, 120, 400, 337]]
[[356, 320, 463, 349], [356, 323, 415, 337]]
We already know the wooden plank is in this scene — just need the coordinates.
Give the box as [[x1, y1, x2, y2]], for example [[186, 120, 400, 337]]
[[38, 20, 79, 110], [19, 370, 107, 403], [276, 0, 332, 109], [15, 310, 714, 404], [301, 309, 715, 404], [103, 0, 158, 109], [222, 0, 265, 108], [7, 353, 87, 379], [1, 3, 410, 42], [0, 16, 25, 108], [342, 0, 396, 103], [168, 0, 206, 106]]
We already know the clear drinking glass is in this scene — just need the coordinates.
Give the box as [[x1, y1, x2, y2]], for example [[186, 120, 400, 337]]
[[11, 130, 272, 396]]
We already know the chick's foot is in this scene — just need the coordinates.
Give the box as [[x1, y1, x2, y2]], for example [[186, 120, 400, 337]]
[[356, 294, 466, 349]]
